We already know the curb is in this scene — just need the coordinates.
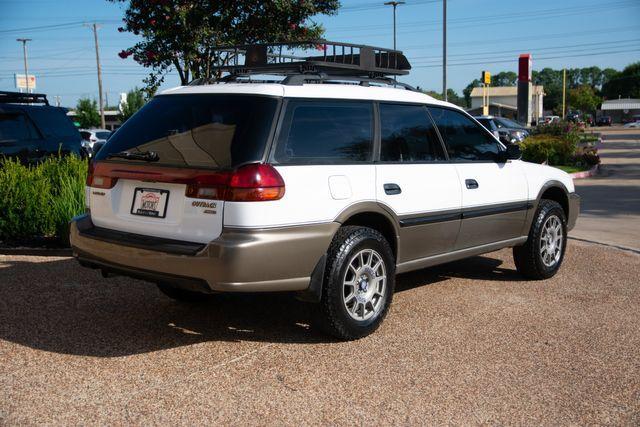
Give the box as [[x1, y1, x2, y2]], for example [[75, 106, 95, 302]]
[[570, 164, 599, 179], [0, 247, 72, 257]]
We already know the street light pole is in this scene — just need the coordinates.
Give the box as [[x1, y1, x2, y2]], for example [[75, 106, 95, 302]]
[[443, 0, 447, 101], [384, 1, 405, 51], [16, 38, 32, 93]]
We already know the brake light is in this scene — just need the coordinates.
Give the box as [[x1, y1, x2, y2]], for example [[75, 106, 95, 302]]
[[86, 162, 284, 201], [86, 161, 118, 189], [186, 164, 285, 202], [226, 163, 285, 202]]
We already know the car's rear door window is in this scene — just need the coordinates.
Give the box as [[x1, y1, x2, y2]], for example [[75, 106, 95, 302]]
[[379, 103, 445, 162], [0, 112, 39, 142], [428, 107, 500, 161], [274, 100, 373, 164], [96, 94, 279, 169]]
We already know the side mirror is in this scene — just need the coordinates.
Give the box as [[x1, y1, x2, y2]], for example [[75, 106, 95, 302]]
[[505, 144, 522, 160], [496, 144, 522, 163]]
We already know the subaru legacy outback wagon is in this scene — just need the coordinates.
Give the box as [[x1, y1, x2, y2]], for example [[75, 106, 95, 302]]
[[71, 42, 579, 340]]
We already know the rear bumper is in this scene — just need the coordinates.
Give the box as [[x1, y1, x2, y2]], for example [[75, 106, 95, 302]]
[[567, 192, 580, 231], [70, 214, 338, 293]]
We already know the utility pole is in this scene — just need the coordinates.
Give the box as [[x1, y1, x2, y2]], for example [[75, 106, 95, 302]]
[[562, 68, 567, 120], [16, 38, 32, 93], [442, 0, 447, 101], [86, 23, 105, 129]]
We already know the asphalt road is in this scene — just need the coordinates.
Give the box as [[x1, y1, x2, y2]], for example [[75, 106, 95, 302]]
[[1, 241, 639, 424], [572, 129, 640, 252]]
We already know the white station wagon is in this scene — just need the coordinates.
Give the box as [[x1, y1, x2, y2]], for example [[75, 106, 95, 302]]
[[70, 42, 579, 340]]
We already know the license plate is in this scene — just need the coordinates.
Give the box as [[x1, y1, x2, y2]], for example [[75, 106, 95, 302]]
[[131, 188, 169, 218]]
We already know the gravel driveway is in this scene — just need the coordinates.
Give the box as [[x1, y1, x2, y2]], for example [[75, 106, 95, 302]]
[[1, 241, 639, 425]]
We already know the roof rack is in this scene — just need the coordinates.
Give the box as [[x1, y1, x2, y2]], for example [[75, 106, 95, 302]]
[[189, 40, 415, 90], [0, 91, 49, 105]]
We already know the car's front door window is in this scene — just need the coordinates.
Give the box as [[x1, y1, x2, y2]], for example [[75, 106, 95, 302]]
[[429, 107, 500, 162]]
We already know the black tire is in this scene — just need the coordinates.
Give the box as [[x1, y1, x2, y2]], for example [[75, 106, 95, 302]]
[[156, 283, 215, 303], [513, 199, 567, 280], [319, 226, 396, 340]]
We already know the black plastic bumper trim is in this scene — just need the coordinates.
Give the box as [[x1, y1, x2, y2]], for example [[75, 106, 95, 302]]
[[74, 249, 212, 293], [78, 225, 206, 256]]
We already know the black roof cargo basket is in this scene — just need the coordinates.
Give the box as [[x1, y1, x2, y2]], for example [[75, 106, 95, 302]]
[[0, 91, 49, 105], [189, 40, 415, 90]]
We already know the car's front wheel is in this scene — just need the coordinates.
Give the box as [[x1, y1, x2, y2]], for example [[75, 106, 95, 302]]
[[319, 226, 395, 340], [513, 199, 567, 279]]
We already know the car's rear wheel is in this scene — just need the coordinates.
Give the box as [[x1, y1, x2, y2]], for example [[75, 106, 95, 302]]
[[319, 226, 395, 340], [156, 283, 215, 303], [513, 199, 567, 280]]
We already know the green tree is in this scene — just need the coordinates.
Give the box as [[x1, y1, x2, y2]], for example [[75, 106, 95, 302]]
[[75, 98, 100, 128], [120, 88, 146, 121], [421, 88, 465, 107], [110, 0, 340, 95], [491, 71, 517, 86], [601, 62, 640, 100], [463, 78, 482, 108], [568, 85, 601, 114]]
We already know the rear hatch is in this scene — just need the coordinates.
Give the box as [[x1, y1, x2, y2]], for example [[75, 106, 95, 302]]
[[88, 94, 279, 244]]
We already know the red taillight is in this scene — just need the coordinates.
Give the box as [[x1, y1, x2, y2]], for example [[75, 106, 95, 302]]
[[87, 162, 284, 202], [86, 161, 118, 189], [226, 164, 285, 202], [186, 164, 285, 202]]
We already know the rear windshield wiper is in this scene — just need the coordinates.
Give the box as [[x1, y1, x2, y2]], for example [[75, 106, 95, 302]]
[[106, 150, 159, 162]]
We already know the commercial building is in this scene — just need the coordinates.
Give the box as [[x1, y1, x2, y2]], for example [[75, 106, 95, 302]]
[[600, 98, 640, 123], [468, 85, 544, 124]]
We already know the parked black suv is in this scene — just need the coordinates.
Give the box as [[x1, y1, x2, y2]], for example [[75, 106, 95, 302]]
[[0, 91, 84, 163]]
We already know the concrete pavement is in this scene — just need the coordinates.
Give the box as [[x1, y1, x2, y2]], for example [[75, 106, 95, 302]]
[[571, 129, 640, 252], [1, 242, 639, 424]]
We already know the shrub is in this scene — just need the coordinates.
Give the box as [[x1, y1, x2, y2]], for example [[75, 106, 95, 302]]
[[0, 155, 87, 245], [519, 134, 577, 166]]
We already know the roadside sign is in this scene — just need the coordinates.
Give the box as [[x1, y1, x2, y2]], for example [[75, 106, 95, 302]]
[[15, 74, 36, 90], [482, 71, 491, 85]]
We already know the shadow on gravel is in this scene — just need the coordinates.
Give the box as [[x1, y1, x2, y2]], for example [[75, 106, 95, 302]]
[[0, 254, 514, 357]]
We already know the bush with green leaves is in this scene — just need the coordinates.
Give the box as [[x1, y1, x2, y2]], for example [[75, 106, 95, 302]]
[[520, 135, 577, 165], [0, 155, 87, 245]]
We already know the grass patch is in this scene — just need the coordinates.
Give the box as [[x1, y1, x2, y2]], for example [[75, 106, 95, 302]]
[[554, 165, 592, 174]]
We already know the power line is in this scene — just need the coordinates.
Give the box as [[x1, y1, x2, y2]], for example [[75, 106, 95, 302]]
[[410, 39, 640, 62], [412, 47, 640, 69]]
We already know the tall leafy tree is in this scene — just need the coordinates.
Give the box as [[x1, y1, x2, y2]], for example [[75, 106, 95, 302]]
[[110, 0, 340, 94], [120, 88, 146, 121], [568, 85, 601, 114], [75, 98, 100, 128], [601, 62, 640, 100]]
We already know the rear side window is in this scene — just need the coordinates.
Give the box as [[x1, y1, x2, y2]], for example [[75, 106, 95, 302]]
[[0, 113, 39, 142], [28, 107, 79, 139], [96, 94, 278, 169], [380, 103, 445, 162], [428, 107, 500, 161], [274, 100, 373, 164]]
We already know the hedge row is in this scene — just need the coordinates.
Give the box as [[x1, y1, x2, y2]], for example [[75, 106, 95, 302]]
[[0, 156, 87, 244]]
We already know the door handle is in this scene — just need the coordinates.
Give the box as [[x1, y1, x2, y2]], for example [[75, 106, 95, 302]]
[[383, 183, 402, 195], [465, 179, 479, 189]]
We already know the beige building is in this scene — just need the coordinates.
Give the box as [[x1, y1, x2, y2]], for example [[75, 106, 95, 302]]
[[470, 86, 544, 123]]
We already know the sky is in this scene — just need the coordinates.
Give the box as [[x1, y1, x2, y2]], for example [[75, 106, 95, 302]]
[[0, 0, 639, 108]]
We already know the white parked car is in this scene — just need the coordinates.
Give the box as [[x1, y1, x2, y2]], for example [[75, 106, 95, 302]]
[[70, 42, 579, 340], [623, 121, 640, 128], [79, 128, 111, 148]]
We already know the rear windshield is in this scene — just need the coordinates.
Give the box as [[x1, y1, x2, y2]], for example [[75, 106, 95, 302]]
[[95, 131, 111, 140], [27, 107, 79, 139], [96, 94, 278, 169]]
